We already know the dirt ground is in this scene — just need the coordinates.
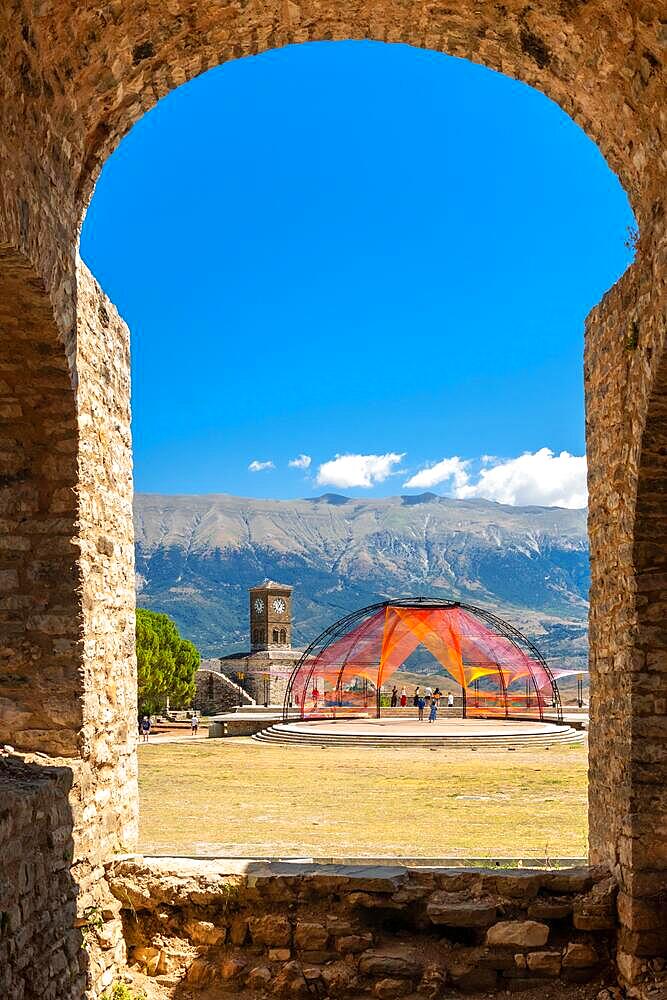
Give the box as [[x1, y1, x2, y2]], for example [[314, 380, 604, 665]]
[[137, 737, 587, 859], [120, 967, 614, 1000]]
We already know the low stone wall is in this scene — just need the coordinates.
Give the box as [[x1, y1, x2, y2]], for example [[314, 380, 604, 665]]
[[0, 757, 82, 1000], [108, 857, 622, 997], [0, 754, 127, 1000]]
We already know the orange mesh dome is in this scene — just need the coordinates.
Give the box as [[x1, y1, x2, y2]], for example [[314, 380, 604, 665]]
[[284, 599, 565, 723]]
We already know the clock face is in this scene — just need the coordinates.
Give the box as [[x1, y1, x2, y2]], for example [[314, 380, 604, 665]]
[[272, 598, 286, 614], [254, 598, 264, 613]]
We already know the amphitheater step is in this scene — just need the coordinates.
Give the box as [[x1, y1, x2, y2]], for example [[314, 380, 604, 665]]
[[252, 721, 586, 750]]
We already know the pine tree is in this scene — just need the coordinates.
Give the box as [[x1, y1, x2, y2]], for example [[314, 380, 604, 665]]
[[136, 608, 199, 714]]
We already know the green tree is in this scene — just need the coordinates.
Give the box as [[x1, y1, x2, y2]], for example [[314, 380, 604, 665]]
[[136, 608, 199, 714]]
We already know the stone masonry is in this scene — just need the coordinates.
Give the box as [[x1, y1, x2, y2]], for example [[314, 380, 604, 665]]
[[0, 1, 664, 996], [194, 667, 255, 715], [108, 856, 627, 996]]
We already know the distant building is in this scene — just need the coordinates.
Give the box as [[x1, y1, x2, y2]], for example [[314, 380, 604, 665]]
[[201, 580, 303, 708]]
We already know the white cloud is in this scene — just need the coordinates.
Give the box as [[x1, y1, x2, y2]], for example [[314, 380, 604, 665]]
[[403, 448, 587, 508], [316, 452, 405, 489], [457, 448, 587, 508], [288, 454, 312, 470], [403, 457, 470, 491], [248, 459, 275, 473]]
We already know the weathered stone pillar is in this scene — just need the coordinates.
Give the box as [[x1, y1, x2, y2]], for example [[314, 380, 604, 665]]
[[0, 249, 138, 996], [586, 222, 667, 988]]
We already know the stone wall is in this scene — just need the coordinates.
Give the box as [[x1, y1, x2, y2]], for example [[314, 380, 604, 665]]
[[0, 262, 137, 998], [107, 856, 641, 997], [0, 752, 128, 1000], [585, 223, 667, 977], [194, 668, 255, 715], [0, 1, 665, 994]]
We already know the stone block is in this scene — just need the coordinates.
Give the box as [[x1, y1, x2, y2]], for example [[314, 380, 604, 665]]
[[321, 960, 358, 995], [219, 957, 247, 980], [526, 951, 561, 976], [359, 948, 421, 979], [326, 914, 356, 935], [486, 872, 543, 900], [573, 877, 617, 930], [427, 891, 497, 927], [562, 942, 599, 968], [527, 897, 573, 920], [268, 947, 291, 961], [184, 918, 226, 945], [250, 914, 292, 947], [336, 933, 373, 953], [271, 959, 309, 998], [294, 920, 328, 950], [486, 920, 550, 948], [542, 869, 592, 894], [300, 950, 338, 964], [373, 977, 412, 998], [247, 964, 273, 989]]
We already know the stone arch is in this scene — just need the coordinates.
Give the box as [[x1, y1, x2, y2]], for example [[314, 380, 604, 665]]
[[0, 3, 664, 992]]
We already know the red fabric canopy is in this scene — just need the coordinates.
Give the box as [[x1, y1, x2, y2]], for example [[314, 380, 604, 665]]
[[290, 603, 559, 721]]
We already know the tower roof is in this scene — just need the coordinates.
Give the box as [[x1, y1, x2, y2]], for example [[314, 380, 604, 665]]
[[250, 579, 293, 591]]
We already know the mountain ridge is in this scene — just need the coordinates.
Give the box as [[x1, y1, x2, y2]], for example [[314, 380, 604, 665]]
[[134, 491, 589, 679]]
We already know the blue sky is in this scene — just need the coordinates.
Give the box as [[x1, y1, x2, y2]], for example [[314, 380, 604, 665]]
[[80, 40, 634, 506]]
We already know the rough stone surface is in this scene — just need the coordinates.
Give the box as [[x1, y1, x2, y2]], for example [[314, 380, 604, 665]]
[[0, 0, 665, 994], [193, 667, 255, 715], [487, 920, 551, 948], [427, 891, 497, 927], [526, 950, 562, 976], [99, 858, 627, 996], [563, 942, 600, 968]]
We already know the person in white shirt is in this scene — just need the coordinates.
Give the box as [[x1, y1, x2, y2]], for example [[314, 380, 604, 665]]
[[424, 686, 433, 706], [447, 692, 455, 708]]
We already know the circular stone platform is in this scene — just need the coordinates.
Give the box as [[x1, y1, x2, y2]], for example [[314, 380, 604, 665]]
[[253, 716, 585, 749]]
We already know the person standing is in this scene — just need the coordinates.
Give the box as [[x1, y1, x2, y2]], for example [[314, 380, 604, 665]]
[[191, 712, 199, 735], [429, 696, 439, 723], [141, 715, 151, 742], [447, 691, 455, 709], [417, 693, 425, 722], [391, 685, 398, 708], [424, 685, 433, 707], [400, 686, 407, 708], [413, 685, 420, 707]]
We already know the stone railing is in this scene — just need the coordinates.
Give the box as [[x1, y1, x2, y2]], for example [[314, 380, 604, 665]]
[[106, 856, 624, 997]]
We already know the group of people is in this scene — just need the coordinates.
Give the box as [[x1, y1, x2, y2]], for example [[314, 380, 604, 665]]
[[390, 685, 455, 722]]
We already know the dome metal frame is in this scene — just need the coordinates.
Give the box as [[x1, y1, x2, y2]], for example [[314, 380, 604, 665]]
[[283, 597, 563, 724]]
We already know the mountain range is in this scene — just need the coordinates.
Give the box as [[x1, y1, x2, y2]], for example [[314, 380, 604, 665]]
[[134, 492, 589, 682]]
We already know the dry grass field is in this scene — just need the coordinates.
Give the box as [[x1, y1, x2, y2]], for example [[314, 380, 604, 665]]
[[137, 738, 587, 859]]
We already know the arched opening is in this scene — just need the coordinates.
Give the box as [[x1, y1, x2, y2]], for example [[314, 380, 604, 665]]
[[0, 6, 664, 993], [79, 36, 634, 863]]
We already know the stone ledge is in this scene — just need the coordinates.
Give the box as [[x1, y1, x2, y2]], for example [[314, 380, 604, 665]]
[[108, 855, 619, 996]]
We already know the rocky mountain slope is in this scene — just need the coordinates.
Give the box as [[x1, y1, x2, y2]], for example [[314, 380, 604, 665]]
[[134, 492, 589, 679]]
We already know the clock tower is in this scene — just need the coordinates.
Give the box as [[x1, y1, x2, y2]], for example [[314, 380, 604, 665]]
[[249, 580, 293, 651]]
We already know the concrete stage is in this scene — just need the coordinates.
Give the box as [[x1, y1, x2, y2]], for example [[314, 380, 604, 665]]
[[253, 716, 586, 749]]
